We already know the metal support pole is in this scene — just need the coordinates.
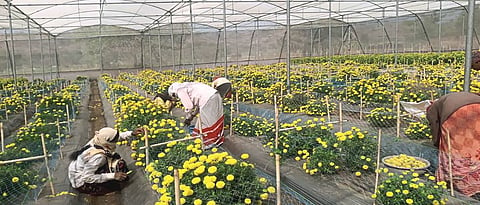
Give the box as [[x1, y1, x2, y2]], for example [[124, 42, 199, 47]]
[[464, 0, 476, 92], [394, 0, 399, 67], [439, 1, 442, 52], [310, 23, 313, 56], [149, 34, 152, 69], [99, 0, 104, 72], [141, 33, 145, 70], [235, 25, 239, 65], [189, 0, 195, 74], [48, 36, 53, 79], [286, 0, 291, 94], [54, 37, 60, 78], [40, 30, 45, 81], [328, 1, 332, 59], [223, 0, 228, 77], [157, 22, 162, 70], [7, 0, 16, 82], [170, 12, 175, 71], [27, 19, 34, 81]]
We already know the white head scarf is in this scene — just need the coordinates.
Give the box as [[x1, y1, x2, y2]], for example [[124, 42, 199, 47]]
[[91, 127, 118, 152], [168, 82, 184, 98]]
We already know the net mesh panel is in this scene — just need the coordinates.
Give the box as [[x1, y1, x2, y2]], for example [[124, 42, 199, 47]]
[[0, 78, 86, 205]]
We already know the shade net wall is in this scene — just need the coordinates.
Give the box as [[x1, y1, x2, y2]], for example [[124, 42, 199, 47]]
[[0, 5, 479, 78]]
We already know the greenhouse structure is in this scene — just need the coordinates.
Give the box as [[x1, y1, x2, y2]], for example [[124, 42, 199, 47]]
[[0, 0, 480, 204]]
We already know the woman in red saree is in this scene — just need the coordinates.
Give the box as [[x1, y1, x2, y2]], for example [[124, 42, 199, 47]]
[[427, 92, 480, 197]]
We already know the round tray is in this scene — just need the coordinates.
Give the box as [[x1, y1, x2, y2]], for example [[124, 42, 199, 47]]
[[382, 155, 430, 170]]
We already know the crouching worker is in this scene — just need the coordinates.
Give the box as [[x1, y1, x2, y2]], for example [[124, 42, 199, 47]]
[[153, 92, 174, 112], [212, 76, 232, 99], [68, 127, 143, 195], [168, 82, 224, 149]]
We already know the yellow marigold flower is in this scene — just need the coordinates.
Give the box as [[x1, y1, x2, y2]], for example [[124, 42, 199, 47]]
[[206, 201, 216, 205], [355, 172, 361, 177], [427, 195, 434, 200], [192, 177, 201, 184], [402, 190, 409, 195], [3, 192, 8, 197], [244, 198, 252, 204], [371, 194, 377, 199], [194, 199, 202, 205], [205, 182, 215, 189], [267, 186, 276, 194], [208, 166, 217, 174], [226, 174, 235, 181], [216, 181, 226, 189], [406, 198, 414, 204], [386, 191, 394, 197], [260, 193, 268, 200], [12, 177, 19, 183]]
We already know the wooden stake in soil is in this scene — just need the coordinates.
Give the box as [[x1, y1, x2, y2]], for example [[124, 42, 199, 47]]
[[56, 118, 63, 159], [23, 104, 27, 126], [359, 90, 363, 120], [235, 92, 239, 113], [250, 81, 255, 104], [396, 95, 401, 138], [41, 134, 55, 195], [0, 122, 4, 152], [446, 130, 455, 197], [229, 98, 234, 137], [339, 102, 343, 132], [373, 129, 382, 205], [65, 104, 71, 134], [326, 95, 331, 122], [144, 128, 149, 166], [174, 169, 181, 205], [5, 103, 8, 121], [274, 96, 281, 205]]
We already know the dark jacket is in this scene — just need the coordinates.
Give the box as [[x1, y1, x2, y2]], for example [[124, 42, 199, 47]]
[[426, 92, 480, 147]]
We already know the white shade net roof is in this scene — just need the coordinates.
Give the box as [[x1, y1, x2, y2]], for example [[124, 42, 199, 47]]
[[1, 0, 477, 35]]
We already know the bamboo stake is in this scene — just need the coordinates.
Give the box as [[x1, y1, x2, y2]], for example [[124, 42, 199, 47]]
[[235, 92, 239, 113], [339, 102, 343, 132], [373, 129, 382, 205], [326, 95, 331, 122], [56, 118, 63, 159], [396, 95, 401, 138], [23, 104, 27, 126], [274, 96, 281, 205], [280, 84, 284, 111], [139, 136, 201, 150], [41, 134, 55, 195], [229, 98, 234, 137], [174, 169, 181, 205], [250, 81, 254, 104], [5, 104, 8, 120], [144, 128, 149, 166], [1, 122, 3, 152], [197, 109, 205, 150], [0, 154, 53, 165], [446, 130, 455, 197], [359, 90, 363, 120], [65, 104, 71, 134]]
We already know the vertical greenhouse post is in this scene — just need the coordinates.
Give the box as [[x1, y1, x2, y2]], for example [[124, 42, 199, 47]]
[[235, 92, 239, 113], [438, 1, 442, 52], [394, 0, 399, 67], [65, 104, 71, 134], [170, 12, 175, 71], [230, 98, 234, 137], [54, 37, 60, 78], [189, 0, 195, 74], [27, 19, 34, 81], [326, 95, 331, 122], [223, 0, 228, 77], [40, 30, 45, 81], [464, 0, 476, 92], [7, 0, 16, 82], [396, 95, 401, 138], [41, 133, 55, 195], [157, 22, 162, 70], [359, 90, 363, 120], [286, 0, 291, 94]]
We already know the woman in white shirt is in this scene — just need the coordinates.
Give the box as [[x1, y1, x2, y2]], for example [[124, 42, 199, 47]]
[[168, 82, 225, 149]]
